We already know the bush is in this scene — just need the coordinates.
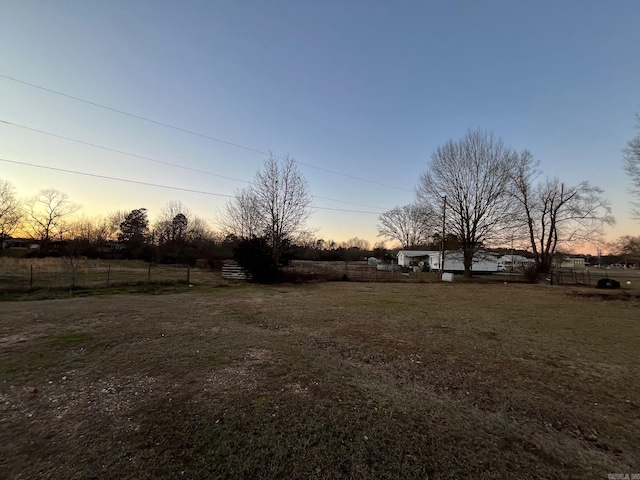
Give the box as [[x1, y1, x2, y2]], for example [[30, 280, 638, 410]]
[[234, 237, 279, 284], [522, 265, 540, 283]]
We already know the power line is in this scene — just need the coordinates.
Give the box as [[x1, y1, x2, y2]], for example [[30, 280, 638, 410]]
[[0, 120, 249, 184], [0, 74, 267, 156], [0, 157, 383, 214], [0, 72, 413, 192], [311, 196, 386, 210], [0, 157, 234, 198], [0, 119, 388, 211]]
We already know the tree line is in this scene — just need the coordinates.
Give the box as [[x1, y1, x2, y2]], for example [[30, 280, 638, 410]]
[[2, 116, 640, 280], [0, 161, 378, 273]]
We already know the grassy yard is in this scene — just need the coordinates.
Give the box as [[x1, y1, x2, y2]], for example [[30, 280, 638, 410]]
[[0, 257, 222, 292], [1, 282, 639, 479]]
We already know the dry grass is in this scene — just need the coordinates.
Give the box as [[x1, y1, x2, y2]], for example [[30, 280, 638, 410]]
[[1, 282, 639, 479], [0, 257, 224, 292]]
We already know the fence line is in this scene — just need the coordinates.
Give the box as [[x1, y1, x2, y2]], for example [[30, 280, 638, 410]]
[[0, 259, 215, 292]]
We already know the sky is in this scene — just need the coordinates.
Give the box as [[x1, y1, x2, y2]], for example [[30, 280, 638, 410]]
[[1, 0, 639, 249]]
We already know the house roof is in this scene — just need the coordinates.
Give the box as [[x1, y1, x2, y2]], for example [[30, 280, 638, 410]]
[[397, 250, 438, 257], [497, 255, 533, 262]]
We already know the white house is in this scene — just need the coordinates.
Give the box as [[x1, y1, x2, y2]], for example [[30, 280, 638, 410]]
[[427, 250, 498, 273], [497, 255, 535, 271], [396, 250, 438, 267], [558, 257, 586, 269]]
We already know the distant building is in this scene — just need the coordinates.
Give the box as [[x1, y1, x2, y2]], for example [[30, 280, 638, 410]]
[[557, 257, 586, 269], [0, 238, 40, 250], [367, 257, 379, 266], [426, 250, 498, 273], [496, 255, 535, 271], [396, 250, 438, 267]]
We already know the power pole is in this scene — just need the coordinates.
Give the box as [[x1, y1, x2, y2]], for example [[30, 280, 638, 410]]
[[440, 196, 446, 278]]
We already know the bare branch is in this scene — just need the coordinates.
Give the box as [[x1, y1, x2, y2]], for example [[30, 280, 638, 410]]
[[218, 154, 313, 265], [623, 112, 640, 219], [510, 158, 614, 273], [24, 189, 80, 246], [0, 179, 23, 241], [377, 204, 436, 248], [415, 129, 515, 276]]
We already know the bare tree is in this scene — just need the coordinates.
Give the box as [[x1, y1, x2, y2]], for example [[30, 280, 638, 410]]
[[623, 112, 640, 219], [106, 210, 128, 241], [377, 204, 435, 248], [510, 152, 615, 273], [68, 215, 111, 244], [154, 200, 214, 245], [0, 179, 23, 243], [416, 130, 515, 277], [154, 200, 191, 244], [611, 235, 640, 257], [218, 188, 263, 239], [220, 154, 313, 265], [610, 235, 640, 268], [185, 216, 214, 244], [25, 189, 80, 247], [340, 237, 371, 251]]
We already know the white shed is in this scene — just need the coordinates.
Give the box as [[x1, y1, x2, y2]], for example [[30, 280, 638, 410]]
[[397, 250, 438, 267]]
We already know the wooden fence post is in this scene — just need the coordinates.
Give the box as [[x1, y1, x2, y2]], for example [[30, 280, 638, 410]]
[[187, 266, 190, 284], [30, 264, 33, 290], [107, 264, 111, 287], [148, 264, 151, 284]]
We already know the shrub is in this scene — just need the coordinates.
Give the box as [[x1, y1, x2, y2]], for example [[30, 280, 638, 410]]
[[234, 237, 279, 284]]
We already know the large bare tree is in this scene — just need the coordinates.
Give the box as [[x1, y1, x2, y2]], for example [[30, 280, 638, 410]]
[[68, 215, 112, 244], [25, 189, 80, 247], [377, 204, 435, 248], [611, 235, 640, 261], [220, 154, 312, 265], [510, 152, 615, 273], [0, 179, 23, 243], [623, 112, 640, 219], [416, 130, 515, 277]]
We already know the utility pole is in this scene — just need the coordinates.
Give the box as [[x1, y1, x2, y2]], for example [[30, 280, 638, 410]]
[[440, 196, 446, 278], [511, 234, 515, 272]]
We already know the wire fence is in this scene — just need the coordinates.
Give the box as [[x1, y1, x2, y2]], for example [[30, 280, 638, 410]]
[[0, 258, 220, 292], [2, 258, 637, 293], [283, 260, 441, 283], [549, 268, 639, 289]]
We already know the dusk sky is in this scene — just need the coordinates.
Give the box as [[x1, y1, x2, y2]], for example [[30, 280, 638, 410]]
[[1, 1, 639, 248]]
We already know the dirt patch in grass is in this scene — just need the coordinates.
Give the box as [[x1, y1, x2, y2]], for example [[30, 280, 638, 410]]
[[1, 282, 639, 479]]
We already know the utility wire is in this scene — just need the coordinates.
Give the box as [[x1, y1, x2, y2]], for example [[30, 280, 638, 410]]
[[0, 119, 389, 211], [0, 157, 383, 214], [311, 195, 386, 210], [0, 157, 234, 198], [0, 120, 249, 184], [0, 73, 413, 192]]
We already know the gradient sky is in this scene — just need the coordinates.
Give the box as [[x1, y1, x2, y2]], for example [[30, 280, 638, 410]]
[[1, 0, 639, 249]]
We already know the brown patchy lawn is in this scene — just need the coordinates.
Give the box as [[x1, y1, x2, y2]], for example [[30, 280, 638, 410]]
[[1, 282, 639, 479]]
